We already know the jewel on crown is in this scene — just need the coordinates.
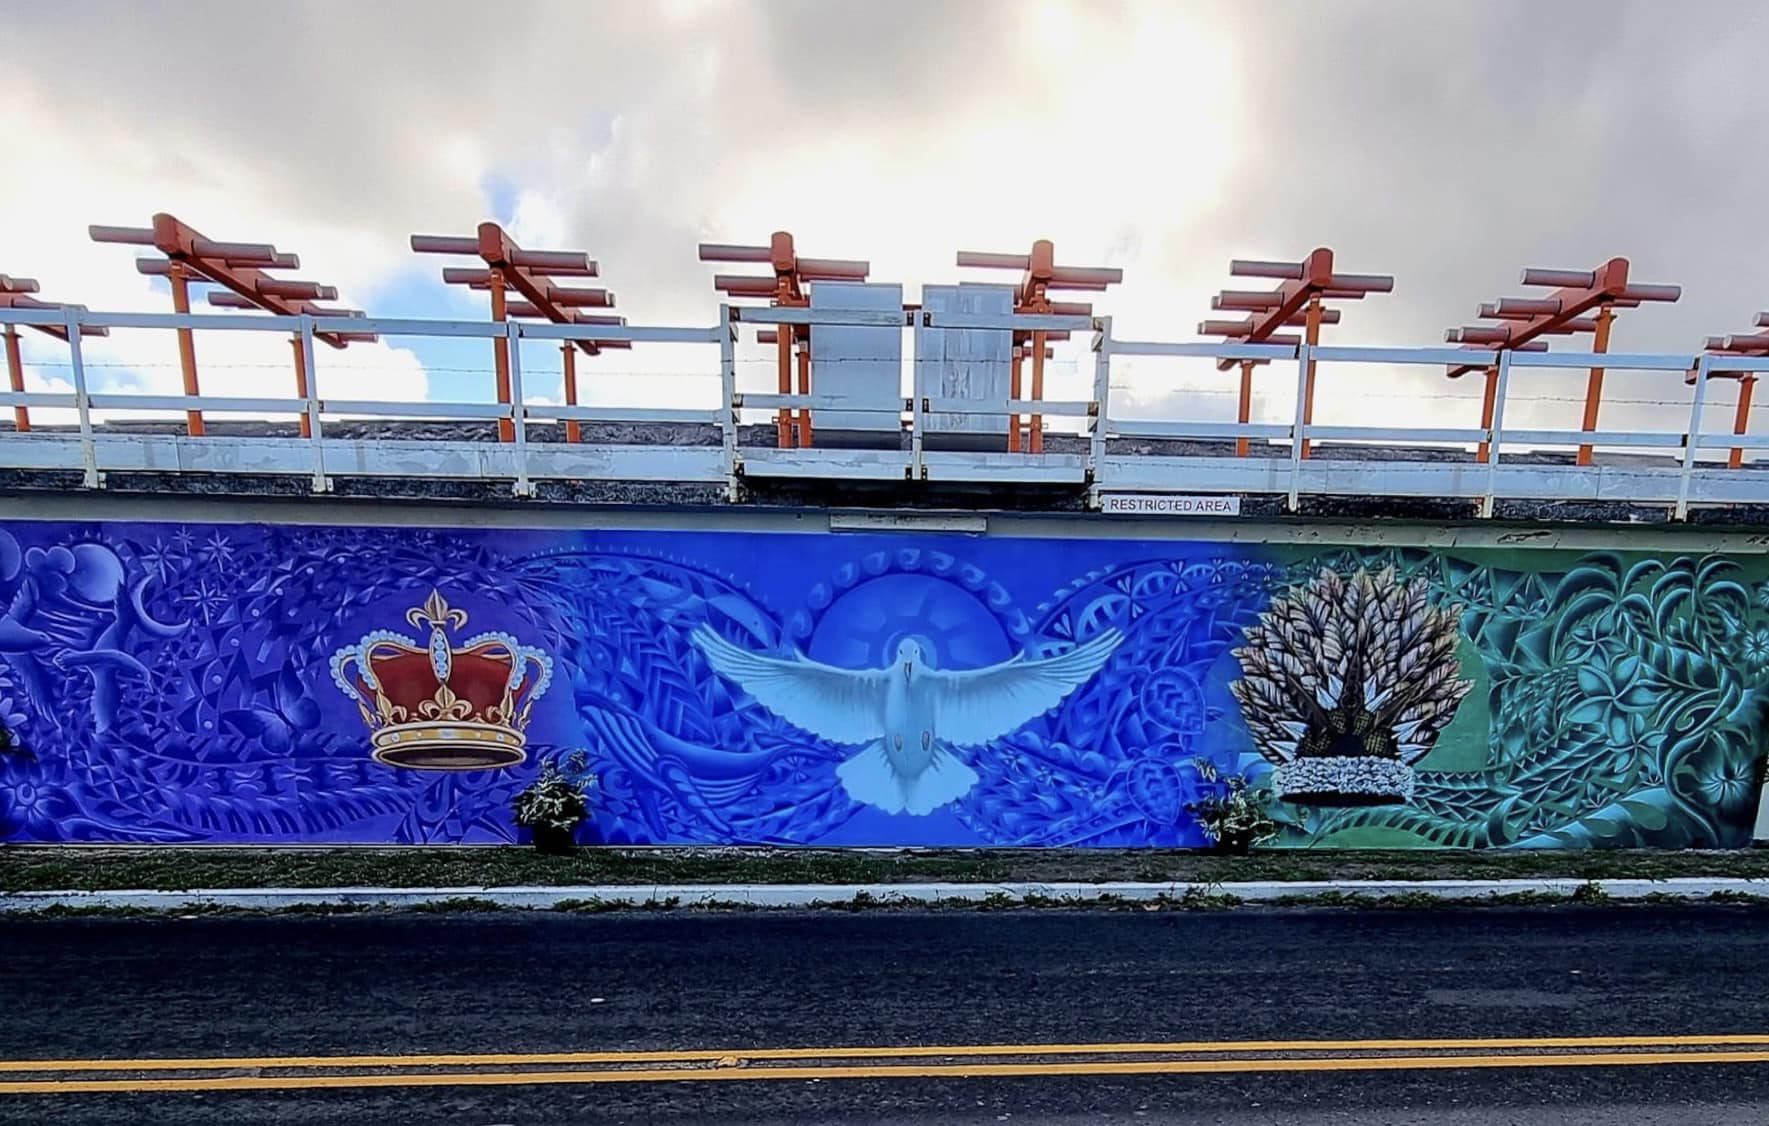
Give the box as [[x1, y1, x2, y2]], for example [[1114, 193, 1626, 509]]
[[330, 589, 552, 770]]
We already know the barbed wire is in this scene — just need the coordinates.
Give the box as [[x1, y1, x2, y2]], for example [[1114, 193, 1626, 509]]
[[16, 358, 1756, 411]]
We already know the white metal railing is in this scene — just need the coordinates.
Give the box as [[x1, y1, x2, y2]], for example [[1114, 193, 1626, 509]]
[[2, 303, 1767, 518]]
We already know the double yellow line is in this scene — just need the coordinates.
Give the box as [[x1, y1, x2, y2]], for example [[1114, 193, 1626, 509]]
[[5, 1035, 1769, 1095]]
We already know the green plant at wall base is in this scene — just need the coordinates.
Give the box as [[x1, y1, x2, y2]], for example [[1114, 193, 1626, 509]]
[[1187, 759, 1279, 854], [513, 751, 595, 853]]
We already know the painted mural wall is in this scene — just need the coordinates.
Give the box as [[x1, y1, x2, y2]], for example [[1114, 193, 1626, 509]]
[[0, 517, 1763, 848]]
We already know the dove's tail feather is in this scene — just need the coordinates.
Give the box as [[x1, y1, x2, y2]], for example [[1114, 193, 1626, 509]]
[[837, 743, 978, 817]]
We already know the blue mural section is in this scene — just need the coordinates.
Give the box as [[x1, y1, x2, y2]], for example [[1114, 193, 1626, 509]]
[[0, 521, 1280, 845], [0, 517, 1762, 848]]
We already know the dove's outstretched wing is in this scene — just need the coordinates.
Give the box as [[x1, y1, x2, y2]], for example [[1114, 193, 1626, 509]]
[[924, 629, 1124, 747], [692, 625, 888, 745]]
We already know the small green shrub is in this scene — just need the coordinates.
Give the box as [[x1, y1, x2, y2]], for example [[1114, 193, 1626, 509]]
[[513, 751, 595, 853], [1187, 760, 1279, 855]]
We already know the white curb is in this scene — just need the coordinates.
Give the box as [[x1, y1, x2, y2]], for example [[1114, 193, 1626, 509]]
[[4, 877, 1769, 913]]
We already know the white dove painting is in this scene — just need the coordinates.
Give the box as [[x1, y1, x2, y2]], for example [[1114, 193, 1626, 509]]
[[691, 625, 1124, 816]]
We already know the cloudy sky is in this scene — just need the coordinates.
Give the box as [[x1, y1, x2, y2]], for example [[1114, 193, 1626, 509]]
[[6, 0, 1769, 435]]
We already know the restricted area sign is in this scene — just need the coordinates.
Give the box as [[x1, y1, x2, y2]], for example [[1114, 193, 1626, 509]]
[[1098, 494, 1242, 516]]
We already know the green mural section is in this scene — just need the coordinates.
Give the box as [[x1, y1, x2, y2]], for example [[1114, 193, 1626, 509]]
[[1241, 547, 1769, 850]]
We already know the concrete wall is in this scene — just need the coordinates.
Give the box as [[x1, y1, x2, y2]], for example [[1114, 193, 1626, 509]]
[[0, 494, 1763, 848]]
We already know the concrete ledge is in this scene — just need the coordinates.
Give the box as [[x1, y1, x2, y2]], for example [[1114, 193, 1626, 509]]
[[7, 876, 1769, 914]]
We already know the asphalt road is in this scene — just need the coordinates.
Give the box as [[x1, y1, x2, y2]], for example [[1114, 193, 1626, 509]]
[[1, 904, 1767, 1124]]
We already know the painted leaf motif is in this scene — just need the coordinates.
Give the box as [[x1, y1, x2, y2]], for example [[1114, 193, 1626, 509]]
[[221, 708, 293, 755]]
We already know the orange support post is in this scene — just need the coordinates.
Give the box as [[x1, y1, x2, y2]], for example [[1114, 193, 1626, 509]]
[[487, 270, 514, 443], [1235, 359, 1254, 457], [290, 334, 311, 439], [1732, 375, 1756, 469], [3, 326, 26, 433], [1577, 304, 1615, 466], [1476, 366, 1499, 464], [561, 343, 581, 444], [167, 261, 205, 436], [1029, 329, 1047, 453]]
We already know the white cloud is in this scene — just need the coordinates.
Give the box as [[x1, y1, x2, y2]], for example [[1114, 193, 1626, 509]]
[[4, 0, 1768, 447]]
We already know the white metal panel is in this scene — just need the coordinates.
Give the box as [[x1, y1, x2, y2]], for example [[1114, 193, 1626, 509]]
[[924, 311, 1093, 332], [522, 444, 726, 482], [741, 447, 911, 481], [1306, 425, 1486, 444], [86, 394, 304, 414], [1110, 340, 1294, 361], [1509, 351, 1693, 371], [521, 405, 723, 425], [741, 306, 907, 328], [1502, 428, 1686, 448], [917, 284, 1013, 435], [1686, 469, 1769, 503], [808, 282, 904, 434], [923, 397, 1093, 418], [920, 451, 1086, 483], [1099, 454, 1292, 493], [1313, 346, 1499, 367]]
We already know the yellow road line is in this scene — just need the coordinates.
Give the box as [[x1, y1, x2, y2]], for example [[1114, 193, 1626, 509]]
[[6, 1034, 1769, 1074], [5, 1048, 1769, 1095]]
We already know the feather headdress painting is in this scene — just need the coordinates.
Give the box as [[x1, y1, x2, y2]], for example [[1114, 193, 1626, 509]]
[[1232, 567, 1472, 805]]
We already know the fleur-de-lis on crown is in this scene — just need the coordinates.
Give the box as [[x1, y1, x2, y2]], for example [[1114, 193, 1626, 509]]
[[408, 590, 469, 632]]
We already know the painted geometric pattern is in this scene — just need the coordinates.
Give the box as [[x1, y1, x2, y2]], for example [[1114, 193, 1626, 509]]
[[0, 519, 1762, 848]]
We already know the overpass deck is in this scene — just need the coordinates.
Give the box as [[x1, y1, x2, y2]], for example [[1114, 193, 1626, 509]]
[[3, 305, 1767, 524]]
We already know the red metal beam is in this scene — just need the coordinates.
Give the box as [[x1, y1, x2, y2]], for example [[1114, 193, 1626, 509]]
[[1442, 257, 1681, 466], [415, 223, 618, 355], [92, 215, 362, 349], [1195, 247, 1394, 458], [414, 222, 624, 444], [1444, 258, 1679, 377], [93, 213, 374, 438]]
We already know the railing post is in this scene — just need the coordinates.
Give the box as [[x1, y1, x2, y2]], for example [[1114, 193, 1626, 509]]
[[299, 315, 327, 494], [1287, 340, 1311, 511], [1677, 352, 1712, 520], [909, 310, 925, 481], [1480, 350, 1513, 518], [64, 308, 99, 488], [507, 321, 531, 497], [1088, 317, 1112, 504], [718, 305, 739, 501]]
